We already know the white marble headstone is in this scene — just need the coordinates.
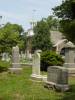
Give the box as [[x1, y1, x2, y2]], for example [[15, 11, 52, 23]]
[[31, 50, 42, 80]]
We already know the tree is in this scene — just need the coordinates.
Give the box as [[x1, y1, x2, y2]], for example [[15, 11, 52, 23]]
[[0, 23, 24, 53], [60, 19, 75, 43], [46, 16, 59, 30], [32, 19, 52, 52], [53, 0, 75, 43], [53, 0, 75, 20]]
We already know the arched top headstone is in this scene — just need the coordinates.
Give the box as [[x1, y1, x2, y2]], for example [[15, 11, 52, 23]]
[[35, 50, 42, 53], [35, 50, 42, 58], [12, 45, 20, 68], [12, 45, 19, 51]]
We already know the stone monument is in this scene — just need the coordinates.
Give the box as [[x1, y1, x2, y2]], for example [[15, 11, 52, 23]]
[[2, 52, 6, 61], [9, 46, 22, 74], [31, 50, 42, 81], [64, 41, 75, 74], [45, 66, 69, 91], [2, 52, 10, 62]]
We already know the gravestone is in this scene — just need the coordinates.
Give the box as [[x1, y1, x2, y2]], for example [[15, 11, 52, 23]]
[[26, 50, 32, 59], [2, 53, 10, 62], [45, 66, 69, 91], [12, 46, 20, 68], [31, 50, 42, 81], [5, 53, 10, 62], [21, 51, 26, 59], [2, 53, 6, 61], [9, 46, 22, 74], [64, 42, 75, 74]]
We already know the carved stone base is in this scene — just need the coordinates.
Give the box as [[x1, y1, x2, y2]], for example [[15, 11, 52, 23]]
[[8, 68, 22, 74], [44, 81, 69, 92], [31, 74, 42, 81]]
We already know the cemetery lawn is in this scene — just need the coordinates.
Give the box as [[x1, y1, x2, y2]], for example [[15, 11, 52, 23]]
[[0, 67, 75, 100]]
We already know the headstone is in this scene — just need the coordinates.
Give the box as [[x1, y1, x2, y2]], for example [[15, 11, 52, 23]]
[[12, 46, 20, 68], [9, 46, 22, 74], [26, 50, 32, 59], [45, 66, 69, 91], [2, 52, 6, 61], [20, 51, 26, 60], [64, 42, 75, 74], [2, 53, 10, 62], [31, 50, 42, 81]]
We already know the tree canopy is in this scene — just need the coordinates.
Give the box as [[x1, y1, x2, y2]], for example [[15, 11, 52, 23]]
[[53, 0, 75, 43], [53, 0, 75, 20], [32, 19, 52, 52], [0, 23, 24, 53], [46, 16, 59, 30]]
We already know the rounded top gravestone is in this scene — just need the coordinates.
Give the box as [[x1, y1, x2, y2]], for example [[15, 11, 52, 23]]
[[12, 45, 20, 68]]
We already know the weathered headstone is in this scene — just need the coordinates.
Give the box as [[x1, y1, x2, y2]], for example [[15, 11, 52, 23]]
[[26, 50, 32, 59], [2, 53, 10, 62], [64, 42, 75, 74], [45, 66, 69, 91], [2, 52, 6, 61], [5, 53, 10, 62], [12, 46, 20, 68], [20, 51, 26, 60], [31, 50, 42, 81], [9, 46, 22, 74]]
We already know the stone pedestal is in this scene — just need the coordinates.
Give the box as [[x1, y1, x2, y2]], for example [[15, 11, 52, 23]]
[[31, 74, 42, 81], [45, 66, 69, 91], [8, 68, 22, 74]]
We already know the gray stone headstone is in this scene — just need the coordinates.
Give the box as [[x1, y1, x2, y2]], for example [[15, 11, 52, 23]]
[[64, 42, 75, 65], [64, 42, 75, 74], [12, 46, 20, 68], [47, 66, 68, 84], [46, 66, 69, 91], [9, 46, 22, 74]]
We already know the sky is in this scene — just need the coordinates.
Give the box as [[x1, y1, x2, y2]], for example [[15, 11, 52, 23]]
[[0, 0, 62, 30]]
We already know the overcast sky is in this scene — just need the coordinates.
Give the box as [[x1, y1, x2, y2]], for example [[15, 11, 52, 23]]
[[0, 0, 62, 30]]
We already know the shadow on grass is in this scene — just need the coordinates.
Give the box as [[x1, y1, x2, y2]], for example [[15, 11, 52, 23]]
[[62, 85, 75, 100]]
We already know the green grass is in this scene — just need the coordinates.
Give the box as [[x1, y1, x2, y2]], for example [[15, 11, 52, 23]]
[[0, 67, 75, 100]]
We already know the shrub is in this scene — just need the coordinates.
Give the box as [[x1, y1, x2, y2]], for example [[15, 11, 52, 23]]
[[0, 60, 10, 72], [41, 51, 64, 71]]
